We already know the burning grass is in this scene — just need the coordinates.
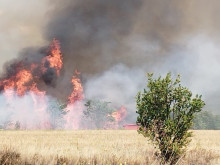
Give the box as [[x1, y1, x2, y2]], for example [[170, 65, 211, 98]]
[[0, 130, 219, 164]]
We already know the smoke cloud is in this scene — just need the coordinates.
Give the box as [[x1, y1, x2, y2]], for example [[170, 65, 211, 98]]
[[43, 0, 220, 114], [0, 0, 47, 71]]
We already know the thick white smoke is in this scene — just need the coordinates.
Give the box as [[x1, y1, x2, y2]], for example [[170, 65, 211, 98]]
[[0, 91, 51, 129]]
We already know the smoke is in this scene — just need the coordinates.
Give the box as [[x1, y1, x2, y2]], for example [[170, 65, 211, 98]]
[[0, 0, 47, 72], [84, 64, 146, 122], [44, 0, 220, 72], [0, 0, 220, 129], [42, 0, 220, 114], [44, 0, 184, 73], [0, 92, 51, 129], [160, 36, 220, 113]]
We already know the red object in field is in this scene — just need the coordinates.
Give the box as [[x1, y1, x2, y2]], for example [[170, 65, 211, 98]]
[[123, 124, 139, 130]]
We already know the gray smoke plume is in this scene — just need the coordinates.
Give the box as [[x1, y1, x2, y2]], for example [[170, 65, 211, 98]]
[[44, 0, 184, 73], [45, 0, 142, 74], [43, 0, 220, 115]]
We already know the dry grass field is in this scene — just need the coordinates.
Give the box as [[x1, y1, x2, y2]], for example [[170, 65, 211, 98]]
[[0, 130, 219, 165]]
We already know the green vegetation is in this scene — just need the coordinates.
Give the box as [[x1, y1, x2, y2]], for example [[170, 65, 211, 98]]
[[136, 73, 205, 164], [48, 100, 67, 129], [84, 100, 115, 129], [193, 111, 220, 130]]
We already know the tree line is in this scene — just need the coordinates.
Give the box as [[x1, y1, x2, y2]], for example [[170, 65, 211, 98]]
[[193, 110, 220, 130]]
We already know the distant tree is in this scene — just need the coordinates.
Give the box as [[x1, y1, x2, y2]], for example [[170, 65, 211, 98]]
[[136, 73, 205, 164], [84, 100, 115, 129], [214, 114, 220, 130], [193, 111, 220, 130], [15, 121, 20, 130], [48, 100, 67, 129], [193, 111, 215, 129]]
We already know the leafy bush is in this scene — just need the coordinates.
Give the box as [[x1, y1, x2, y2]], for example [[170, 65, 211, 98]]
[[136, 73, 205, 164]]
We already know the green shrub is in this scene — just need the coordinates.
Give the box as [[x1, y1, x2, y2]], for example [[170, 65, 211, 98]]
[[136, 73, 205, 164]]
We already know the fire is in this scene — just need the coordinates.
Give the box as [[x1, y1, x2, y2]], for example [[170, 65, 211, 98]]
[[0, 67, 48, 129], [0, 39, 63, 129], [64, 71, 84, 129], [0, 69, 44, 96], [104, 106, 127, 129], [0, 38, 127, 130], [0, 38, 65, 129], [112, 106, 127, 122], [16, 70, 33, 96], [0, 38, 62, 97], [41, 38, 63, 76], [68, 70, 84, 104]]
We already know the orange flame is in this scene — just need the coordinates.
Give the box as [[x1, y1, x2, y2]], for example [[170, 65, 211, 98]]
[[16, 70, 33, 96], [41, 38, 63, 75], [3, 38, 63, 96], [0, 69, 44, 96], [68, 70, 84, 104], [0, 39, 63, 129], [0, 68, 48, 129], [112, 106, 127, 122], [64, 71, 84, 129], [0, 38, 126, 130]]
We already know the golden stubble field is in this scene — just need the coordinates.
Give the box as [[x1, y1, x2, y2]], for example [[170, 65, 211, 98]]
[[0, 130, 219, 165]]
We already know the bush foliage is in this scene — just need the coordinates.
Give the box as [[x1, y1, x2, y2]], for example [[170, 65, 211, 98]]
[[136, 73, 205, 164]]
